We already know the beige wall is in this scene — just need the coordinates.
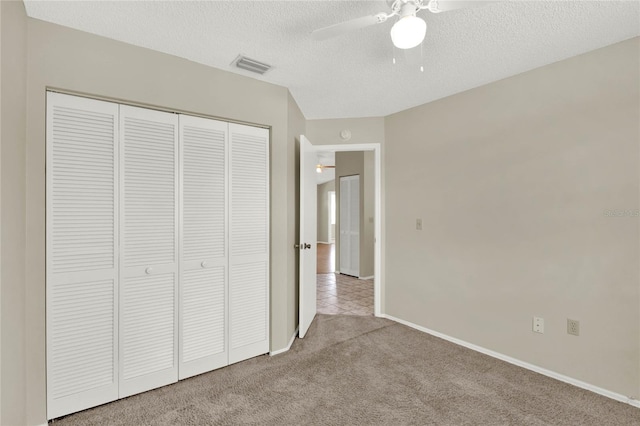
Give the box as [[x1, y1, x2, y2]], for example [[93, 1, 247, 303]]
[[306, 117, 384, 146], [385, 38, 640, 398], [335, 152, 374, 278], [1, 1, 27, 424], [317, 180, 335, 243], [18, 17, 298, 425], [286, 92, 305, 340]]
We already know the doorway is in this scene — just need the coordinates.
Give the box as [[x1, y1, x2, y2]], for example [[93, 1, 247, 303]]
[[298, 139, 382, 337], [315, 151, 375, 317]]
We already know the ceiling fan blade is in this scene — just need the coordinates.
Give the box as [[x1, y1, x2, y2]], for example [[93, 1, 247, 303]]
[[429, 0, 496, 13], [311, 14, 384, 41]]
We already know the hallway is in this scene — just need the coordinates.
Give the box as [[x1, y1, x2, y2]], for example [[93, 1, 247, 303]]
[[316, 243, 373, 316]]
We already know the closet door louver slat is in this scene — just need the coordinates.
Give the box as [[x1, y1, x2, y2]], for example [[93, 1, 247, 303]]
[[119, 106, 179, 398], [228, 123, 270, 364], [179, 115, 229, 379], [46, 93, 119, 419]]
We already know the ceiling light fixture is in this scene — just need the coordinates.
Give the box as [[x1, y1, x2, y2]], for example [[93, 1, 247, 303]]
[[312, 0, 496, 52], [390, 16, 426, 49], [390, 6, 427, 50]]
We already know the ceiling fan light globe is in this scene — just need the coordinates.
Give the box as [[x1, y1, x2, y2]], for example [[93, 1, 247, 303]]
[[390, 15, 426, 49]]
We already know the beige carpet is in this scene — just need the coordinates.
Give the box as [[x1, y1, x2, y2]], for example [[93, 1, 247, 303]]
[[56, 315, 640, 425]]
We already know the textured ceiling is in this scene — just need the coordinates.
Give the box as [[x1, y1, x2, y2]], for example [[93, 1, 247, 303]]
[[23, 0, 640, 119]]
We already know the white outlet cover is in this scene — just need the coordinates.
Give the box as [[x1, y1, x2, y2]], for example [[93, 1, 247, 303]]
[[533, 317, 544, 333]]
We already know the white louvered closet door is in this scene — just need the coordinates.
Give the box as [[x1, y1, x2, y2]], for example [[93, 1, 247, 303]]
[[119, 106, 179, 397], [179, 115, 228, 379], [349, 176, 360, 276], [339, 175, 360, 277], [46, 93, 119, 419], [228, 123, 270, 364]]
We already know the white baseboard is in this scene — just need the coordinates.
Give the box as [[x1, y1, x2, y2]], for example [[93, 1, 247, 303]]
[[358, 275, 374, 280], [269, 326, 299, 356], [317, 241, 331, 245], [381, 314, 640, 409]]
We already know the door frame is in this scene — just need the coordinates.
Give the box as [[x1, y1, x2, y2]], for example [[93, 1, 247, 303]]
[[328, 190, 336, 243], [312, 143, 382, 317]]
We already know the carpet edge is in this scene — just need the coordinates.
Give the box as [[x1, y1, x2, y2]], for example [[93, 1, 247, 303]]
[[381, 314, 640, 409]]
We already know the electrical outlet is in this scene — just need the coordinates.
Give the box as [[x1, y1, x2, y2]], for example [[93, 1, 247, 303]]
[[533, 317, 544, 333], [416, 218, 422, 230], [567, 319, 580, 336]]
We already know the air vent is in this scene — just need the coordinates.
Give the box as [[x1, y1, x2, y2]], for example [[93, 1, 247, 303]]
[[232, 55, 272, 75]]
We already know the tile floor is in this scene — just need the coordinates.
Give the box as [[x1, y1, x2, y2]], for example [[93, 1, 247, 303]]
[[316, 273, 374, 316]]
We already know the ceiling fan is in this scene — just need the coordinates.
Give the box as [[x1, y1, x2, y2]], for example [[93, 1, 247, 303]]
[[316, 164, 335, 173], [312, 0, 494, 49]]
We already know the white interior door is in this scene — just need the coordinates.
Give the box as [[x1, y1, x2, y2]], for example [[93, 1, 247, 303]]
[[299, 136, 318, 338], [119, 105, 179, 397], [340, 175, 360, 277], [178, 115, 228, 379], [228, 123, 270, 364], [46, 92, 119, 419]]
